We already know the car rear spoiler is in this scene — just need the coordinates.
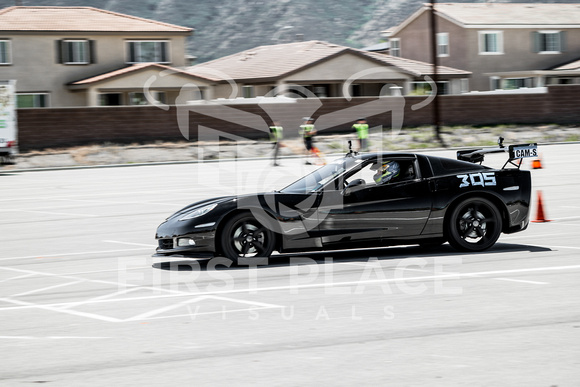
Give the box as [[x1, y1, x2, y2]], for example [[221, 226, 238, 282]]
[[457, 137, 538, 169]]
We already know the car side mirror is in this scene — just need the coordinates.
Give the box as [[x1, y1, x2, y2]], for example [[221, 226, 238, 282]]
[[342, 178, 366, 196]]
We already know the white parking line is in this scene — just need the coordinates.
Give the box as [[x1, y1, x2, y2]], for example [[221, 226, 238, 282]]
[[125, 295, 283, 321], [492, 278, 549, 285], [542, 245, 580, 250], [0, 247, 151, 261], [0, 273, 35, 283], [2, 263, 576, 311], [400, 267, 433, 273], [143, 306, 278, 321], [0, 266, 139, 288], [12, 280, 84, 297], [335, 261, 372, 267], [103, 240, 157, 247], [0, 336, 111, 340], [0, 297, 123, 323], [10, 209, 99, 217]]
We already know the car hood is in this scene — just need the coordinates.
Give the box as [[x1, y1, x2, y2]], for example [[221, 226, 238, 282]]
[[166, 196, 234, 221], [166, 191, 283, 220]]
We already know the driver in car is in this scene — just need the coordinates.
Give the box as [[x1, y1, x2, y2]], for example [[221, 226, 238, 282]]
[[372, 160, 400, 184]]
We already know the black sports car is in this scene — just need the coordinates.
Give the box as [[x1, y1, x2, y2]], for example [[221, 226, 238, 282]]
[[154, 139, 537, 262]]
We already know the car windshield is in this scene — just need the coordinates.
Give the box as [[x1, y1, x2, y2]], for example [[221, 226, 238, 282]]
[[279, 157, 361, 194]]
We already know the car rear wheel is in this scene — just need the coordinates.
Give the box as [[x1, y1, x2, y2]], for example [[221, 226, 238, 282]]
[[446, 197, 502, 252], [220, 213, 275, 262]]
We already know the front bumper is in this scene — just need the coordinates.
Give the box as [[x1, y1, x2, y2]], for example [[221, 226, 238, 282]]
[[154, 229, 217, 258]]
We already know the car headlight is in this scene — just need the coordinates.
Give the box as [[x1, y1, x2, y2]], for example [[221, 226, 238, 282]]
[[179, 203, 218, 221]]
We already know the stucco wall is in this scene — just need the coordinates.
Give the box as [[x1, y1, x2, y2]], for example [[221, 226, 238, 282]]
[[391, 12, 580, 91], [2, 32, 189, 107]]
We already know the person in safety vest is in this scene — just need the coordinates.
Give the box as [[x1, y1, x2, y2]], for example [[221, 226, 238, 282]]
[[352, 117, 369, 152], [372, 160, 400, 184], [269, 121, 283, 166], [300, 117, 317, 165]]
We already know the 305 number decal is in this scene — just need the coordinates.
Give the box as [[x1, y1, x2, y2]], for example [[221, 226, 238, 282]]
[[457, 172, 496, 188]]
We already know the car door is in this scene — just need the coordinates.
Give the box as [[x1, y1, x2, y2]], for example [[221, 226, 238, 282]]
[[316, 157, 432, 247]]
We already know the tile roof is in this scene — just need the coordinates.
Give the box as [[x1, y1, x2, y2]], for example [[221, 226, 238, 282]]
[[361, 50, 470, 77], [187, 40, 469, 82], [552, 59, 580, 71], [188, 41, 345, 82], [435, 3, 580, 26], [0, 6, 192, 33], [69, 63, 209, 86]]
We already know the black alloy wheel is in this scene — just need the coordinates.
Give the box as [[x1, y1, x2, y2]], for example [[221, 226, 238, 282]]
[[220, 213, 275, 262], [446, 197, 502, 252]]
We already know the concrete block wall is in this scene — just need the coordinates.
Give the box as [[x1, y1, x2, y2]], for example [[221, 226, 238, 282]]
[[16, 85, 580, 151]]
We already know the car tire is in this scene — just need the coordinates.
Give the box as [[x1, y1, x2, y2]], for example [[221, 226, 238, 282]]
[[446, 197, 502, 252], [220, 212, 275, 263]]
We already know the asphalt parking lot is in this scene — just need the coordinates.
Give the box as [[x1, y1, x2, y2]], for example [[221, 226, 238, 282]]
[[1, 143, 579, 386]]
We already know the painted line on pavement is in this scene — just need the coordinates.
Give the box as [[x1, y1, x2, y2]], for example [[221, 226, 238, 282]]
[[0, 336, 111, 340], [0, 273, 35, 283], [492, 278, 549, 285], [125, 295, 283, 322], [1, 263, 577, 310], [142, 306, 279, 321], [10, 209, 99, 217], [0, 297, 123, 323], [0, 247, 151, 261], [0, 266, 140, 288], [103, 240, 157, 247], [542, 245, 580, 250], [12, 280, 84, 297]]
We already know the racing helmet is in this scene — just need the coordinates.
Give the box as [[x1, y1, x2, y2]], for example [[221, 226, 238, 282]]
[[373, 160, 400, 184]]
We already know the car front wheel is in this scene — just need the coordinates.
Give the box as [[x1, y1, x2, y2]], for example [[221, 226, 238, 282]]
[[446, 197, 502, 252], [220, 212, 275, 262]]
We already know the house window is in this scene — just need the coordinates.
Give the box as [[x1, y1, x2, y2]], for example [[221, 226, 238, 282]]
[[411, 81, 449, 95], [129, 92, 148, 105], [437, 33, 449, 57], [127, 41, 169, 63], [0, 40, 12, 64], [312, 85, 328, 98], [56, 39, 93, 64], [64, 40, 89, 64], [390, 38, 400, 57], [16, 93, 49, 108], [460, 78, 469, 93], [503, 78, 533, 90], [156, 92, 167, 104], [490, 76, 501, 90], [479, 31, 503, 54], [242, 86, 254, 98], [351, 84, 363, 97], [99, 93, 123, 106], [533, 31, 565, 53]]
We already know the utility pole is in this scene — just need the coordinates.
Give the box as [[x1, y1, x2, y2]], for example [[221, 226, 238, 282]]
[[429, 1, 446, 147]]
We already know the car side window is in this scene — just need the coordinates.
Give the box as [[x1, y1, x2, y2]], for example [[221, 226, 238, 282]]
[[344, 162, 377, 187], [342, 158, 418, 190], [370, 159, 417, 185]]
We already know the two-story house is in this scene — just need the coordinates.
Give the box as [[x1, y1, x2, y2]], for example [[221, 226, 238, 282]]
[[0, 6, 209, 107], [385, 3, 580, 91]]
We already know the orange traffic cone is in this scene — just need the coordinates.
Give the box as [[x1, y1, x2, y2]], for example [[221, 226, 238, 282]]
[[531, 155, 543, 169], [532, 190, 551, 223]]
